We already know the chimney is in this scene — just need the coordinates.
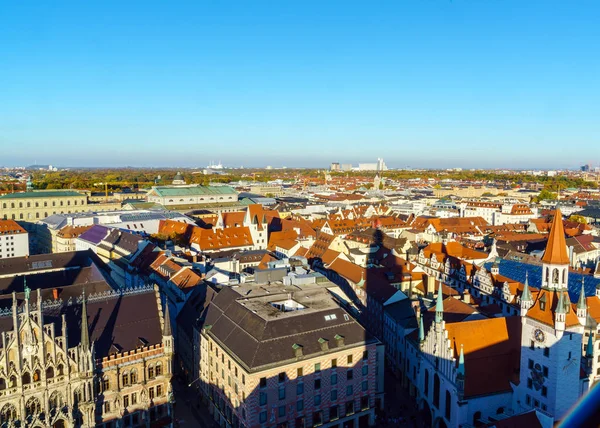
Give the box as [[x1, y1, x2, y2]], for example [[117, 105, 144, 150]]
[[52, 288, 59, 300], [462, 290, 471, 304], [426, 275, 436, 297]]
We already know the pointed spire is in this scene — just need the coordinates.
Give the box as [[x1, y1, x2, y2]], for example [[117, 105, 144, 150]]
[[555, 291, 566, 315], [458, 344, 465, 376], [522, 271, 532, 302], [435, 282, 444, 324], [586, 330, 594, 358], [24, 276, 30, 301], [578, 278, 587, 310], [419, 314, 425, 342], [80, 290, 90, 349], [163, 302, 172, 337], [541, 209, 569, 265]]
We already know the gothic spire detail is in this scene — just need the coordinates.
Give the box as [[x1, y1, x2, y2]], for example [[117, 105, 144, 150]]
[[419, 313, 424, 342], [522, 271, 532, 302], [578, 278, 587, 310], [80, 290, 90, 349], [555, 290, 566, 315], [435, 282, 444, 324], [163, 302, 172, 337], [458, 343, 465, 376]]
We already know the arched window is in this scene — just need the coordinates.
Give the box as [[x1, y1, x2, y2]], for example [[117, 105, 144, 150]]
[[122, 372, 129, 387], [496, 407, 504, 414], [433, 374, 440, 408], [130, 369, 137, 384], [102, 376, 110, 391], [46, 366, 54, 379], [148, 365, 155, 379], [545, 267, 549, 283], [49, 391, 64, 410], [0, 378, 5, 390], [473, 411, 482, 425], [57, 364, 64, 375], [424, 369, 429, 397], [0, 404, 17, 423], [73, 388, 83, 404], [9, 376, 16, 388], [562, 269, 567, 284], [445, 390, 452, 419], [27, 202, 30, 208], [25, 397, 41, 417], [33, 369, 41, 382], [155, 362, 162, 377], [552, 268, 559, 284], [19, 202, 22, 208], [22, 372, 31, 384]]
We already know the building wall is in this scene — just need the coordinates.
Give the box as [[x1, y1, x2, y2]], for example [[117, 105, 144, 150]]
[[200, 333, 378, 428], [0, 230, 29, 259]]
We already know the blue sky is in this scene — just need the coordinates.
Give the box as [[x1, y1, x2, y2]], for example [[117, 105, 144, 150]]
[[1, 1, 599, 169]]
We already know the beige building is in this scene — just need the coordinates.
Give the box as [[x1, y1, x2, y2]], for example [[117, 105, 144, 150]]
[[198, 281, 383, 428], [0, 191, 121, 223]]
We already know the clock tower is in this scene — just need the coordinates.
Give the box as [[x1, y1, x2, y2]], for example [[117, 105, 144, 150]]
[[515, 209, 584, 421]]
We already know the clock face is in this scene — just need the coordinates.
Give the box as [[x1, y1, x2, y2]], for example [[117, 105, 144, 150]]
[[534, 329, 545, 343]]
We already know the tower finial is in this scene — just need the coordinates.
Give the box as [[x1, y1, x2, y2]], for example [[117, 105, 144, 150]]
[[435, 282, 444, 324], [458, 343, 465, 376], [578, 278, 587, 310], [80, 289, 90, 349], [163, 302, 172, 337]]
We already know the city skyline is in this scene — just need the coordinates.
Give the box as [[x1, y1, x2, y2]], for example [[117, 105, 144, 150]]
[[2, 1, 600, 168]]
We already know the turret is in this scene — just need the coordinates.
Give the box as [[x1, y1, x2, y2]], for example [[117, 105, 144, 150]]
[[577, 278, 588, 325], [456, 343, 465, 400], [435, 283, 444, 324], [554, 291, 566, 338], [80, 291, 90, 350], [520, 271, 534, 316], [541, 209, 569, 290], [162, 302, 173, 355]]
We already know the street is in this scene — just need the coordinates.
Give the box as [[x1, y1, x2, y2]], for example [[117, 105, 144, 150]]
[[172, 378, 220, 428]]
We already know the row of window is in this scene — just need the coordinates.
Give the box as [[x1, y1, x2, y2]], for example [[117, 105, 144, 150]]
[[258, 396, 371, 424], [0, 365, 64, 389], [2, 199, 83, 209]]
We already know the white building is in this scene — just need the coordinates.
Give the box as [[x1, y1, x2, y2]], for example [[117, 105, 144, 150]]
[[146, 185, 238, 206], [0, 219, 29, 258]]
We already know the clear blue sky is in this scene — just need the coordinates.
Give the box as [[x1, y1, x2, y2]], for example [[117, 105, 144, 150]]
[[1, 1, 599, 169]]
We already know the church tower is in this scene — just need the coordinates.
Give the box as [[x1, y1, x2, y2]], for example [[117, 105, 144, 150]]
[[515, 208, 583, 421], [541, 209, 569, 290]]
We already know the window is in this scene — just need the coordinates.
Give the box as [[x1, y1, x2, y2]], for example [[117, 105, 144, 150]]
[[362, 380, 368, 392], [331, 358, 337, 368], [345, 400, 354, 416], [526, 395, 531, 405], [543, 366, 548, 378], [363, 350, 368, 361], [544, 347, 550, 357], [297, 382, 304, 395], [124, 395, 129, 408], [278, 372, 285, 383], [297, 367, 303, 377], [473, 411, 482, 425], [331, 389, 338, 401], [330, 405, 339, 420], [297, 399, 304, 411], [362, 365, 368, 376], [104, 402, 111, 413], [433, 374, 440, 408], [155, 363, 162, 376], [259, 392, 267, 406], [445, 390, 451, 419], [530, 340, 535, 350], [259, 377, 267, 388], [130, 369, 137, 384], [149, 387, 155, 400], [361, 396, 370, 410], [314, 363, 321, 373], [527, 378, 533, 389], [279, 387, 286, 400], [346, 385, 353, 396], [313, 410, 323, 426], [148, 366, 155, 379], [259, 411, 267, 423], [528, 359, 533, 369], [279, 405, 286, 417], [131, 393, 137, 405], [347, 370, 353, 380], [102, 377, 110, 391], [314, 379, 321, 390], [314, 394, 321, 406], [331, 373, 338, 385], [347, 355, 353, 364], [424, 369, 429, 397], [156, 385, 163, 396], [542, 386, 547, 397]]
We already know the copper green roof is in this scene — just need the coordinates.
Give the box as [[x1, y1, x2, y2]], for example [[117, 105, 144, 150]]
[[0, 191, 84, 199], [151, 185, 237, 197]]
